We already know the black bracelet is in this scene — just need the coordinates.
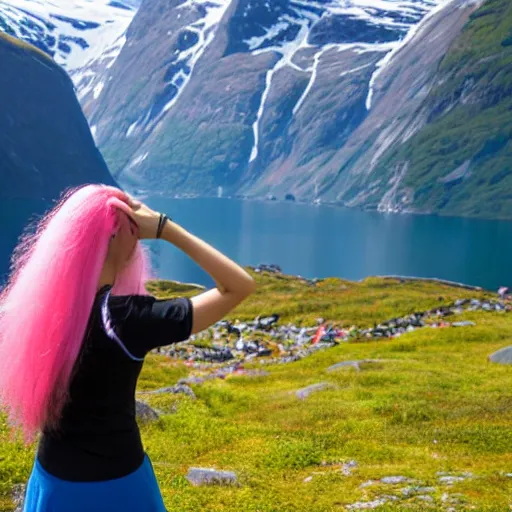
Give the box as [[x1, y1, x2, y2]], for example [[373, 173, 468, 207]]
[[155, 214, 164, 238], [156, 214, 170, 238]]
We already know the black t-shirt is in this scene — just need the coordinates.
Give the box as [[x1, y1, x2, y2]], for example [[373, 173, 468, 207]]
[[36, 284, 193, 482]]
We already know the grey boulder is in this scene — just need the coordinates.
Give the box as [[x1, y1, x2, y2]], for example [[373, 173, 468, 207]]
[[186, 467, 238, 486], [151, 384, 196, 399], [489, 345, 512, 364], [296, 382, 334, 400], [135, 400, 160, 422]]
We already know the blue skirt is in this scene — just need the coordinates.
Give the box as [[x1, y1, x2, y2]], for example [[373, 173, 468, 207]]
[[23, 454, 167, 512]]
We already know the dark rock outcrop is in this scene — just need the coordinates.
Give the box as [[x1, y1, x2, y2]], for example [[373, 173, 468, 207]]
[[0, 33, 115, 200], [0, 33, 116, 280], [135, 400, 160, 422]]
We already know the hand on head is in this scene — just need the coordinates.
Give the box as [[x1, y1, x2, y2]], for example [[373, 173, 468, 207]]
[[109, 193, 162, 240]]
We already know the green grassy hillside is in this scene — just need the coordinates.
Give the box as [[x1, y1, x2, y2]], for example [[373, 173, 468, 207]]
[[1, 273, 511, 511], [378, 0, 512, 219]]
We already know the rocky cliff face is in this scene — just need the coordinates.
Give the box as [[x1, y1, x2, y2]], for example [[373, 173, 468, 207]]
[[81, 0, 442, 193], [0, 32, 115, 200], [365, 0, 512, 219], [15, 0, 509, 219], [0, 32, 117, 280], [314, 0, 487, 210]]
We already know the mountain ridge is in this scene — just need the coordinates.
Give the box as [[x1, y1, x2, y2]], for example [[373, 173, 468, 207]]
[[0, 30, 115, 200], [82, 0, 446, 193], [2, 0, 512, 220], [0, 0, 139, 90]]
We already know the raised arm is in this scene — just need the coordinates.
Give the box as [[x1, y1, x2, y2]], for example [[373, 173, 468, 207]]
[[160, 220, 256, 334], [121, 195, 256, 335]]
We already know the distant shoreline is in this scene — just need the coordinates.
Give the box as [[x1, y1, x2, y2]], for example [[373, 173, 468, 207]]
[[375, 275, 485, 292], [132, 191, 512, 224], [151, 271, 492, 295], [135, 194, 508, 292]]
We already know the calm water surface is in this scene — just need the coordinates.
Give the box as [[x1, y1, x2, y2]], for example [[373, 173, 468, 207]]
[[141, 197, 512, 291], [3, 197, 512, 290]]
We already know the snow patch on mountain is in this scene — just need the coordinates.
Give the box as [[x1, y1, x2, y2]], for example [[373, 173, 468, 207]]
[[230, 0, 445, 163], [0, 0, 138, 71], [123, 0, 234, 140]]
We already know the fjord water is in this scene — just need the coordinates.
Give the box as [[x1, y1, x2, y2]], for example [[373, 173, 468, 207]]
[[2, 197, 512, 291], [142, 197, 512, 291]]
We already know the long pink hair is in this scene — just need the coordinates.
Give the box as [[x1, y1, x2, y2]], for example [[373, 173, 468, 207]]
[[0, 184, 152, 444]]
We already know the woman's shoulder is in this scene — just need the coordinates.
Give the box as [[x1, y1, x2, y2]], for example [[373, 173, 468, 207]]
[[95, 285, 157, 322], [93, 285, 194, 350]]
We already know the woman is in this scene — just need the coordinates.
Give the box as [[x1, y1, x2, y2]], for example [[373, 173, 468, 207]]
[[0, 184, 256, 511]]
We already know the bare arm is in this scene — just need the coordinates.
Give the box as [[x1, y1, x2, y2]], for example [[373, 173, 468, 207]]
[[161, 220, 256, 334]]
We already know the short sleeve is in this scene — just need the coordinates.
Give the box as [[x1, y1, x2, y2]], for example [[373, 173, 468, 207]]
[[107, 294, 194, 358]]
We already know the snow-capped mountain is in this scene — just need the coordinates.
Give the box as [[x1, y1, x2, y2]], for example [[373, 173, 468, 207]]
[[3, 0, 505, 219], [83, 0, 451, 185], [83, 0, 442, 115], [0, 0, 139, 71]]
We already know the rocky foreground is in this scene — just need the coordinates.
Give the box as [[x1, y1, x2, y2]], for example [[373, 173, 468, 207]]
[[148, 271, 511, 385], [4, 272, 512, 511]]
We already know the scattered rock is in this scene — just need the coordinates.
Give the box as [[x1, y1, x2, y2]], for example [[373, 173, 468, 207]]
[[347, 496, 398, 510], [417, 486, 436, 493], [149, 384, 196, 399], [452, 321, 476, 327], [303, 476, 313, 483], [380, 476, 411, 485], [156, 296, 508, 373], [489, 345, 512, 364], [12, 483, 25, 512], [416, 495, 434, 502], [186, 467, 238, 486], [401, 485, 435, 497], [327, 360, 380, 372], [250, 263, 282, 274], [177, 364, 270, 386], [441, 492, 466, 504], [328, 361, 360, 371], [359, 480, 377, 488], [437, 472, 472, 485], [347, 498, 387, 510], [401, 487, 414, 497], [148, 295, 511, 393], [296, 382, 334, 400], [438, 476, 466, 485], [340, 460, 358, 476], [232, 369, 271, 378], [135, 400, 159, 422]]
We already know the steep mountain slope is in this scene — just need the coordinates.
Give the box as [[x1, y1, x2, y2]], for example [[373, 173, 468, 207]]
[[297, 0, 486, 208], [0, 31, 117, 280], [21, 0, 508, 220], [362, 0, 512, 219], [83, 0, 444, 191], [0, 31, 115, 199]]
